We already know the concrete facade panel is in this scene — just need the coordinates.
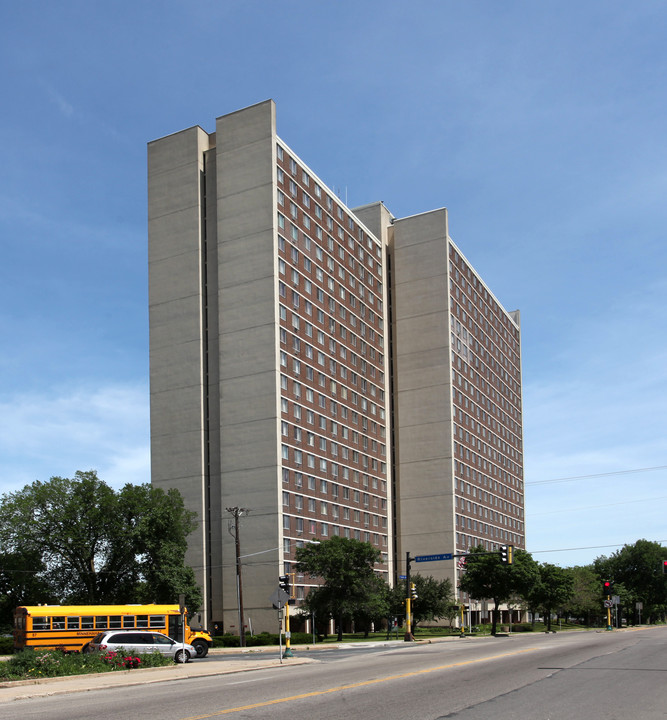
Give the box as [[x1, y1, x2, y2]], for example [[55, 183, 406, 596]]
[[149, 250, 201, 308], [394, 348, 451, 392], [150, 385, 205, 435], [149, 340, 202, 392], [395, 312, 449, 355], [148, 213, 202, 264], [147, 126, 209, 178], [391, 272, 449, 320], [394, 420, 452, 465], [396, 384, 452, 427], [151, 429, 203, 481], [149, 298, 202, 348]]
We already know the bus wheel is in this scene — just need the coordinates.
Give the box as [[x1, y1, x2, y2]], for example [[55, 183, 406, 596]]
[[193, 640, 209, 658]]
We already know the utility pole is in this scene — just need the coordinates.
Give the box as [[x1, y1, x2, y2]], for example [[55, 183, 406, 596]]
[[405, 552, 415, 641], [226, 507, 250, 647]]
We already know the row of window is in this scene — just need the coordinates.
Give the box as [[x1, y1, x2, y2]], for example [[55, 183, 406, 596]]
[[278, 250, 384, 354], [449, 249, 520, 347], [455, 418, 522, 481], [456, 470, 523, 505], [276, 144, 383, 263], [280, 278, 383, 334], [280, 420, 385, 457], [281, 442, 387, 476], [456, 530, 522, 552], [283, 506, 384, 529], [451, 308, 520, 382], [281, 396, 384, 446], [451, 302, 521, 404], [278, 331, 384, 397], [282, 489, 385, 513], [456, 494, 524, 528], [277, 206, 383, 284], [453, 383, 522, 452], [451, 313, 521, 409], [451, 349, 522, 438], [283, 529, 387, 554], [456, 513, 523, 538], [281, 468, 387, 495], [278, 229, 384, 321]]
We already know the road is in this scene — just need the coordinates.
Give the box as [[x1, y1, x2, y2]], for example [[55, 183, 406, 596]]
[[3, 627, 666, 719]]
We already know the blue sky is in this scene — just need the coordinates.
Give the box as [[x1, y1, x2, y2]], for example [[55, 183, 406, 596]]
[[1, 1, 666, 568]]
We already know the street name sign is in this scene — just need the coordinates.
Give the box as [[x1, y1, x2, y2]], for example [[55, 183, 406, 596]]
[[415, 553, 453, 562]]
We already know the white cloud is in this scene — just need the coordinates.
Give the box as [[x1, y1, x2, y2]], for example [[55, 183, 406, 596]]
[[46, 85, 74, 118], [0, 382, 150, 495]]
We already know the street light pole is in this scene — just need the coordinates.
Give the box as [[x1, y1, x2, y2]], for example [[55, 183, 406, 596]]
[[226, 507, 249, 647]]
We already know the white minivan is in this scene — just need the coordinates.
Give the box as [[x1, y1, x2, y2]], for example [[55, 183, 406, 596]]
[[88, 630, 195, 663]]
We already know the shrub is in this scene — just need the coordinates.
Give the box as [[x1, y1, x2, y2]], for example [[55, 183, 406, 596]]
[[0, 646, 171, 681], [0, 636, 14, 655], [212, 631, 314, 648]]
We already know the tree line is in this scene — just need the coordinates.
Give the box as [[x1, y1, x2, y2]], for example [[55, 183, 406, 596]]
[[296, 538, 667, 637], [1, 472, 665, 635], [0, 471, 201, 628]]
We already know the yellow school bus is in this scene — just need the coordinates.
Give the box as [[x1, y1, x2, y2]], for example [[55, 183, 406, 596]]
[[13, 604, 212, 657]]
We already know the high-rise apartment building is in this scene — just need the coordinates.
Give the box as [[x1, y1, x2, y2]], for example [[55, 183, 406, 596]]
[[148, 100, 524, 633]]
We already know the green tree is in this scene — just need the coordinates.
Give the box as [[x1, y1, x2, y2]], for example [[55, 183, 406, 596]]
[[295, 536, 383, 641], [526, 563, 574, 631], [563, 565, 603, 625], [410, 574, 454, 628], [458, 546, 539, 635], [594, 539, 667, 623], [0, 471, 201, 611], [351, 574, 390, 637], [120, 483, 202, 611], [0, 549, 55, 629]]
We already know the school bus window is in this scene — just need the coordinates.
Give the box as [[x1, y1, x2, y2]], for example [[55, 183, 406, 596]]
[[33, 617, 50, 630], [95, 616, 107, 629], [67, 617, 80, 629], [81, 616, 94, 629], [137, 615, 149, 628], [53, 617, 65, 629], [109, 616, 122, 628], [149, 615, 165, 628], [123, 616, 135, 629]]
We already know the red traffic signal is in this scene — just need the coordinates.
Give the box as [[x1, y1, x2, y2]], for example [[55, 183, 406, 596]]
[[602, 580, 613, 595], [663, 560, 667, 574]]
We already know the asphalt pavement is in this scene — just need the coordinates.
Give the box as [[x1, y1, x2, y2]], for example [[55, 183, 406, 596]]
[[0, 640, 419, 704]]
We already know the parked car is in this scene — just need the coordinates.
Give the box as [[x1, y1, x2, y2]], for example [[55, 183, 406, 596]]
[[87, 630, 195, 663]]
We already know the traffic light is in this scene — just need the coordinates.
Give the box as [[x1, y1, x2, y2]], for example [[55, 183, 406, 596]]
[[663, 560, 667, 574], [279, 574, 291, 597], [499, 545, 514, 565], [410, 582, 418, 600], [602, 580, 613, 596]]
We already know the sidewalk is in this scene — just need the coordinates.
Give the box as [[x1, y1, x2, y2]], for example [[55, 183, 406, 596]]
[[0, 650, 317, 704], [0, 637, 457, 704]]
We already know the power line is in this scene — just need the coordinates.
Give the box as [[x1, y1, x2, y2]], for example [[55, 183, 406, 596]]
[[526, 464, 667, 486], [530, 494, 667, 516], [530, 540, 667, 555]]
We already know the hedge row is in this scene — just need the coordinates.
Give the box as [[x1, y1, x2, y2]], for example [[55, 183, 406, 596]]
[[212, 632, 314, 647]]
